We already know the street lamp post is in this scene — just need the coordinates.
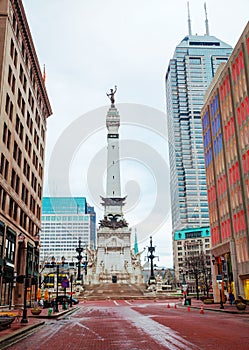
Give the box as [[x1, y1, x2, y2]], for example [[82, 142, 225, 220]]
[[212, 255, 224, 309], [147, 236, 158, 285], [54, 264, 59, 312], [76, 239, 83, 282], [50, 256, 61, 313], [218, 280, 224, 309], [18, 233, 29, 323], [21, 277, 28, 323], [70, 275, 73, 307], [83, 248, 88, 276], [217, 262, 224, 309], [180, 270, 188, 305]]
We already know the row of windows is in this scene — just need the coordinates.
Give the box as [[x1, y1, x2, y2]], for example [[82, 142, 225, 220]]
[[10, 13, 47, 119], [237, 96, 249, 126], [239, 123, 249, 150], [8, 65, 16, 94], [228, 161, 240, 186], [42, 216, 90, 222], [233, 210, 246, 235], [210, 95, 219, 119], [236, 236, 249, 263], [207, 185, 216, 204], [15, 114, 24, 141], [232, 54, 247, 105], [4, 93, 45, 164], [0, 185, 40, 234], [205, 146, 212, 167], [203, 128, 211, 148], [0, 154, 9, 181], [242, 150, 249, 175], [221, 219, 232, 241], [5, 93, 14, 121], [0, 151, 42, 210], [2, 123, 12, 150], [8, 39, 46, 145], [1, 127, 43, 191], [213, 133, 222, 156], [211, 225, 221, 246], [211, 113, 221, 136], [224, 117, 235, 142], [218, 195, 229, 219], [219, 73, 230, 102], [217, 174, 227, 197], [230, 185, 243, 209], [225, 138, 239, 168]]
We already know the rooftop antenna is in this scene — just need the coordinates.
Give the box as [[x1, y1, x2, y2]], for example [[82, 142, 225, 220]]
[[187, 2, 192, 36], [204, 2, 210, 36]]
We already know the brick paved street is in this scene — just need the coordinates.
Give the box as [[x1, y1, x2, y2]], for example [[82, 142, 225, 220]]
[[2, 299, 249, 350]]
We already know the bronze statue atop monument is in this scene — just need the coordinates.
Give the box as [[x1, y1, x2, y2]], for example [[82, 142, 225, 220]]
[[106, 85, 117, 106]]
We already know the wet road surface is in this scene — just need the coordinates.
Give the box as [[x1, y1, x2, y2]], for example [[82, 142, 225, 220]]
[[5, 300, 249, 350]]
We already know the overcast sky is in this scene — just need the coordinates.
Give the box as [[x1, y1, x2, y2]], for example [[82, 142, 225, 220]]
[[22, 0, 249, 267]]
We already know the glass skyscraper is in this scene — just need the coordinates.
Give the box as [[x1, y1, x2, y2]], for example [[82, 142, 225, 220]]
[[40, 197, 96, 262], [165, 22, 233, 235]]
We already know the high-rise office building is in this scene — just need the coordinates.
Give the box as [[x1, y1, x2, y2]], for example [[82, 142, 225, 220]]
[[0, 0, 52, 307], [165, 6, 233, 276], [40, 197, 96, 263], [201, 22, 249, 301]]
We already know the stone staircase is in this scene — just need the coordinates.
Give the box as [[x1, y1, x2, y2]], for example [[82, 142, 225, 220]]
[[82, 283, 146, 300]]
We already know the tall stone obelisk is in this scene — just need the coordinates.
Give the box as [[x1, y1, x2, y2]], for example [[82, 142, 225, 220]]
[[91, 87, 143, 285]]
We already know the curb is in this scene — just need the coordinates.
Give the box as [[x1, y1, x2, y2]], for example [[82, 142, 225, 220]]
[[0, 308, 79, 346], [0, 320, 45, 346], [29, 306, 79, 319], [182, 305, 249, 315]]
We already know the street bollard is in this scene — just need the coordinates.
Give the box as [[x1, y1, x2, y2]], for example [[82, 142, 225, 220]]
[[48, 307, 53, 317]]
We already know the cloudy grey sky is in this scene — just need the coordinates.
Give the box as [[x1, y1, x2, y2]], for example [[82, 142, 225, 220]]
[[22, 0, 249, 267]]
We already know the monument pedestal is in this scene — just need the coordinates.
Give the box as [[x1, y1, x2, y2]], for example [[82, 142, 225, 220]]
[[87, 226, 143, 285]]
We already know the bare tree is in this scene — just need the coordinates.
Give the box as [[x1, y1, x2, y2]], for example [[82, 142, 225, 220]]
[[182, 252, 212, 300]]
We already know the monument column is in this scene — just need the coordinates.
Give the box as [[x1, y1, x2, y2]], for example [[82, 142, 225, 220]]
[[92, 87, 143, 286]]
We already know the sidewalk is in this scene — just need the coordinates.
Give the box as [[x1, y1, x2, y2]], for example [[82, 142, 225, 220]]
[[186, 299, 249, 314], [0, 306, 76, 346]]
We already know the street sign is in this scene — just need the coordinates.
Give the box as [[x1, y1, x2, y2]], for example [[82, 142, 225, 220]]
[[61, 278, 69, 288]]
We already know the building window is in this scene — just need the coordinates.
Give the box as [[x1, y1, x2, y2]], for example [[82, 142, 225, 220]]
[[5, 228, 16, 262]]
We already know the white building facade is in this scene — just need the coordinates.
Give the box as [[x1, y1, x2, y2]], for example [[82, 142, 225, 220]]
[[40, 197, 96, 263]]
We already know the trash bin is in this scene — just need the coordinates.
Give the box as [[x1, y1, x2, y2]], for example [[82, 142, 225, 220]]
[[48, 307, 53, 316], [185, 298, 191, 306]]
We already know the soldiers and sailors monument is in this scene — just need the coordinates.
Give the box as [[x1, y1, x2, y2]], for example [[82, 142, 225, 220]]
[[86, 87, 143, 287]]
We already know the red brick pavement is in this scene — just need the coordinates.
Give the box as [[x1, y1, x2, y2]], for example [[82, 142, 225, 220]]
[[0, 298, 248, 348], [0, 305, 73, 345]]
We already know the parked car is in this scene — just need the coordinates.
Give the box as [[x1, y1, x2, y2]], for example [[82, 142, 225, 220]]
[[56, 295, 79, 305]]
